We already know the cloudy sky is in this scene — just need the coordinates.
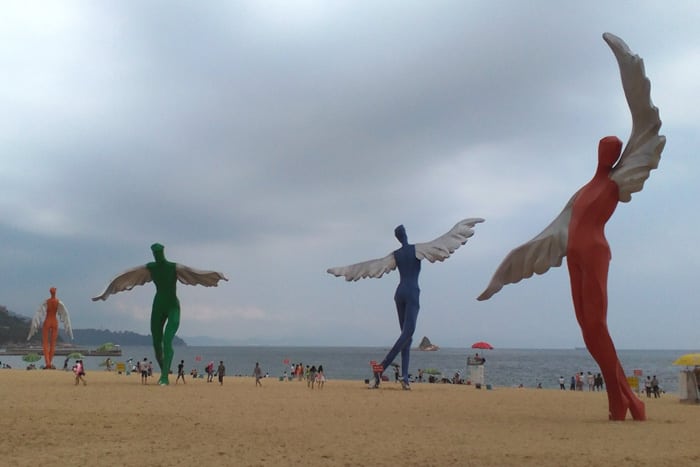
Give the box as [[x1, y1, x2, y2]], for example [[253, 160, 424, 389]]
[[1, 1, 698, 349]]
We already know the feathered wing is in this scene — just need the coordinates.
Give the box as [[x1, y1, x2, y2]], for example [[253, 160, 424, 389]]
[[57, 301, 73, 340], [477, 193, 578, 301], [91, 265, 152, 301], [603, 32, 666, 202], [414, 218, 484, 263], [175, 264, 228, 287], [327, 252, 397, 281], [27, 303, 47, 340]]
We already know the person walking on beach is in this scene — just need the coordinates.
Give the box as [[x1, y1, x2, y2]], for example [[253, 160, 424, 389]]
[[206, 361, 214, 382], [176, 360, 186, 384], [651, 376, 660, 398], [74, 359, 86, 386], [217, 361, 225, 385], [644, 376, 652, 398], [559, 376, 566, 390], [308, 365, 317, 389], [140, 358, 149, 385], [316, 365, 325, 389], [587, 372, 595, 391], [254, 362, 263, 387]]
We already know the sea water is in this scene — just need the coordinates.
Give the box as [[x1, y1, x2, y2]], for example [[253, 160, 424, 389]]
[[5, 346, 685, 393]]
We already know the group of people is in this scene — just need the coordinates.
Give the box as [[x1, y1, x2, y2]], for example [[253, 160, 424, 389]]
[[281, 363, 326, 388], [644, 375, 662, 398], [558, 372, 605, 391]]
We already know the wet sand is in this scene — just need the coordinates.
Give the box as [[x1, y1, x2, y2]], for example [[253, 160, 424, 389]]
[[1, 370, 698, 466]]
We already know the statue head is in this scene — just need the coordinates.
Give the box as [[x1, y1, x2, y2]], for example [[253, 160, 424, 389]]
[[151, 243, 166, 262], [49, 287, 57, 297], [598, 136, 623, 168], [394, 225, 408, 245]]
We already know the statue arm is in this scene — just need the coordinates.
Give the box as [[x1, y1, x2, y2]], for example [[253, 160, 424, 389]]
[[327, 252, 397, 281], [414, 218, 484, 263], [57, 301, 73, 340], [604, 33, 666, 202], [477, 193, 577, 301], [175, 264, 228, 287], [91, 265, 152, 301], [27, 303, 46, 340]]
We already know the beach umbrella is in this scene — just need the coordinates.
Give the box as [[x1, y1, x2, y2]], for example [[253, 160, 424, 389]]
[[672, 353, 700, 366], [22, 353, 42, 363], [471, 341, 494, 350], [423, 368, 441, 375], [96, 342, 116, 352], [67, 352, 85, 360]]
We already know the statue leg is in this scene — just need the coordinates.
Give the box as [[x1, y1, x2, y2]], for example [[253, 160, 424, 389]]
[[150, 307, 167, 376], [380, 292, 418, 386], [399, 298, 418, 384], [47, 325, 58, 368], [158, 307, 180, 385], [568, 259, 645, 421], [41, 324, 51, 368]]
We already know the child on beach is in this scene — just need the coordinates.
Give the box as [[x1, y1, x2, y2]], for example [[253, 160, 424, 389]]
[[73, 360, 86, 386]]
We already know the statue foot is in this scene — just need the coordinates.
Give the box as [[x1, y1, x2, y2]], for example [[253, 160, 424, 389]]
[[627, 396, 646, 421], [608, 394, 646, 421], [158, 377, 169, 386]]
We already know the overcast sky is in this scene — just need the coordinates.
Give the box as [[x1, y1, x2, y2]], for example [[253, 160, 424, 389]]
[[1, 1, 698, 349]]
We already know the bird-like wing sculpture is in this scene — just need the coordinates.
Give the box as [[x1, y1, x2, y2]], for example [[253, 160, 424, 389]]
[[175, 264, 228, 287], [56, 301, 73, 340], [604, 33, 666, 202], [477, 192, 577, 301], [327, 252, 397, 282], [327, 218, 484, 281], [91, 265, 152, 301], [27, 304, 47, 341], [478, 33, 664, 301], [415, 218, 484, 262]]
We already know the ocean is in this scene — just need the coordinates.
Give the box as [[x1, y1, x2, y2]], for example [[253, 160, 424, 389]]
[[3, 346, 690, 394]]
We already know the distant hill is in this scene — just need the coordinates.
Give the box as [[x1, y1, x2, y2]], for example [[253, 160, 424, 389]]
[[0, 304, 186, 346], [0, 305, 36, 344]]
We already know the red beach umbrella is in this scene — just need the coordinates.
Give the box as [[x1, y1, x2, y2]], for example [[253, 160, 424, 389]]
[[471, 341, 494, 350]]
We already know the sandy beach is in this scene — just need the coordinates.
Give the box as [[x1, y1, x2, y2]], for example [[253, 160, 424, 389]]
[[1, 370, 698, 466]]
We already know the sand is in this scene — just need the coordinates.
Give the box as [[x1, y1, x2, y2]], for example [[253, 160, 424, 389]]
[[1, 370, 698, 466]]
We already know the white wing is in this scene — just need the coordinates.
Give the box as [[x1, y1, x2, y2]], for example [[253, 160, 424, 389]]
[[415, 218, 484, 263], [603, 33, 666, 202], [91, 265, 152, 301], [477, 193, 578, 301], [176, 264, 228, 287], [27, 303, 47, 341], [57, 301, 73, 340], [327, 252, 397, 281]]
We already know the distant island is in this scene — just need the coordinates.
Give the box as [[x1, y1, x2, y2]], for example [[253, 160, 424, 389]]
[[417, 336, 439, 351], [0, 304, 186, 347]]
